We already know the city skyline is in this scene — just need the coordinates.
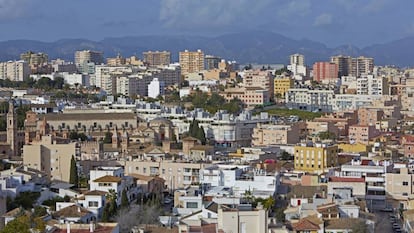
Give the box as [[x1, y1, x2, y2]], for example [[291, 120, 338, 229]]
[[0, 0, 413, 47]]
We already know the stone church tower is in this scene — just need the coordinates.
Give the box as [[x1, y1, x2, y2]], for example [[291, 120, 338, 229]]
[[6, 101, 17, 157]]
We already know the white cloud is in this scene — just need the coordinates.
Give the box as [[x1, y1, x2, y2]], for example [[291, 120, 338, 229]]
[[159, 0, 275, 29], [313, 13, 333, 27]]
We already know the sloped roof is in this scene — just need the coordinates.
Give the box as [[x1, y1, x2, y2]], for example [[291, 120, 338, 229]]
[[93, 175, 122, 183], [325, 218, 365, 230], [84, 190, 107, 196], [53, 205, 92, 218], [205, 202, 218, 213], [292, 215, 322, 231]]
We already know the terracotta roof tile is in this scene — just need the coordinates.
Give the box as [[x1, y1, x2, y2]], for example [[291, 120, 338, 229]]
[[93, 175, 122, 183]]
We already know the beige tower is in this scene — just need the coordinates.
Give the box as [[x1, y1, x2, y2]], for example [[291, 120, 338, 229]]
[[6, 101, 17, 157]]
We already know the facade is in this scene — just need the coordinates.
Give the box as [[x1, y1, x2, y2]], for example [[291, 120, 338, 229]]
[[106, 54, 126, 66], [286, 88, 335, 112], [143, 51, 171, 67], [222, 87, 269, 107], [0, 61, 30, 81], [217, 205, 268, 233], [313, 62, 339, 83], [274, 75, 294, 98], [356, 74, 387, 95], [331, 55, 374, 77], [20, 51, 48, 66], [385, 167, 414, 199], [148, 78, 165, 98], [115, 76, 139, 97], [125, 159, 204, 190], [22, 135, 78, 182], [242, 70, 274, 98], [179, 49, 204, 75], [290, 53, 305, 66], [75, 50, 104, 73], [205, 55, 221, 70], [294, 142, 338, 173], [348, 125, 380, 145], [252, 123, 300, 146]]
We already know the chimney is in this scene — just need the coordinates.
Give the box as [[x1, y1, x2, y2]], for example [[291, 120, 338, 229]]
[[67, 222, 71, 233]]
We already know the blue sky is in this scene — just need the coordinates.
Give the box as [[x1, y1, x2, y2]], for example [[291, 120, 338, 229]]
[[0, 0, 412, 47]]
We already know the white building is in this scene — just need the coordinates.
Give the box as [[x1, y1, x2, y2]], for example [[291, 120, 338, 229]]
[[356, 74, 387, 95], [148, 78, 165, 98], [286, 88, 335, 112]]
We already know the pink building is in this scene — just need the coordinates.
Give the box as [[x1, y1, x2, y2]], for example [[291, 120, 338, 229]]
[[313, 62, 338, 83], [348, 125, 380, 145], [222, 87, 269, 106]]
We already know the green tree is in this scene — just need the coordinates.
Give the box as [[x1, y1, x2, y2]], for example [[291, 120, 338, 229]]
[[102, 189, 118, 222], [318, 131, 336, 140], [33, 206, 47, 217], [69, 155, 78, 187], [262, 196, 275, 210], [274, 207, 286, 223], [196, 126, 206, 145], [12, 192, 40, 210], [0, 215, 30, 233], [103, 131, 112, 143], [351, 220, 368, 233], [53, 76, 65, 89], [280, 151, 293, 160], [121, 189, 129, 209]]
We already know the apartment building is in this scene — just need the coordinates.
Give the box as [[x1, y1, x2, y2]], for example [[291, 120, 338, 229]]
[[313, 62, 339, 83], [357, 108, 384, 126], [290, 53, 305, 66], [348, 125, 380, 145], [143, 51, 171, 67], [20, 51, 48, 66], [242, 70, 274, 98], [205, 55, 221, 70], [217, 205, 268, 233], [356, 74, 387, 95], [386, 167, 414, 199], [75, 50, 104, 74], [222, 87, 269, 106], [331, 55, 374, 77], [125, 159, 204, 190], [106, 54, 126, 66], [252, 123, 300, 146], [22, 135, 79, 182], [339, 159, 390, 203], [179, 49, 204, 75], [0, 61, 30, 81], [274, 75, 294, 98], [294, 142, 338, 173], [286, 88, 335, 112]]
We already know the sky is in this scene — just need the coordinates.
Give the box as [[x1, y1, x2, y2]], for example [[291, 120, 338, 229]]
[[0, 0, 413, 47]]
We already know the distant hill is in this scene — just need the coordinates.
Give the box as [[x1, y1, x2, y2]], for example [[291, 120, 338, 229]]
[[0, 31, 413, 67]]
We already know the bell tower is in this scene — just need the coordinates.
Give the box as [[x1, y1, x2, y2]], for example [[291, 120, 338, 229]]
[[7, 100, 17, 157]]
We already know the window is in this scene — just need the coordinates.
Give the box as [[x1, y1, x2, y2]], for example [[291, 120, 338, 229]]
[[403, 181, 409, 186], [162, 169, 165, 174], [186, 202, 198, 208], [143, 168, 147, 173], [88, 201, 99, 207]]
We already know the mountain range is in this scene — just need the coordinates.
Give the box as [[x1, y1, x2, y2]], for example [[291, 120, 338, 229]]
[[0, 31, 413, 67]]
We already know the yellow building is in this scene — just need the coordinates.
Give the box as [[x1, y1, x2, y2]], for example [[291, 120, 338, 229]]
[[179, 49, 204, 75], [294, 142, 338, 173], [274, 76, 294, 99]]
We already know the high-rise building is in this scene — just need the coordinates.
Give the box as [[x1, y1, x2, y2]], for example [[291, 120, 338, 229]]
[[179, 49, 205, 75], [330, 55, 351, 78], [331, 55, 374, 78], [313, 62, 339, 83], [75, 50, 104, 74], [20, 51, 48, 66], [290, 53, 305, 66], [351, 56, 374, 77], [205, 55, 221, 70], [143, 51, 171, 67], [0, 61, 30, 81]]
